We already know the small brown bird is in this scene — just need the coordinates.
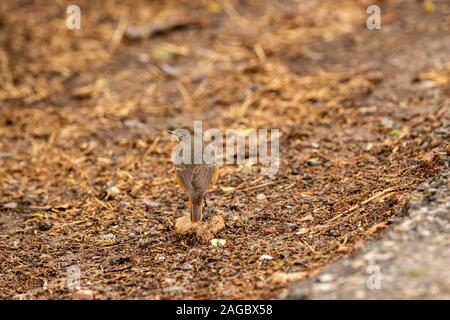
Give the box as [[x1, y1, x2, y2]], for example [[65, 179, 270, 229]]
[[169, 126, 219, 223]]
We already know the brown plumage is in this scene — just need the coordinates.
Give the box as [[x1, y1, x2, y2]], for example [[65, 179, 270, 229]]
[[170, 127, 219, 222]]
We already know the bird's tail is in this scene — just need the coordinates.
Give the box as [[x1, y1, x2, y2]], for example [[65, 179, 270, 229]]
[[189, 197, 203, 222]]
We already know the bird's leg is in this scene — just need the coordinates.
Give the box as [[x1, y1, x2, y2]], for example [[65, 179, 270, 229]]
[[203, 195, 208, 207]]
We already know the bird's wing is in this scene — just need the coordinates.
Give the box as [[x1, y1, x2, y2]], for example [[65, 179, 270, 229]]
[[191, 165, 216, 195]]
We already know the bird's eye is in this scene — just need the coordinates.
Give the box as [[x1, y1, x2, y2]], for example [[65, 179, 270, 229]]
[[178, 136, 183, 142]]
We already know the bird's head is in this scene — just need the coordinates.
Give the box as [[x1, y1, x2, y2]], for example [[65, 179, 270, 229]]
[[168, 126, 198, 142]]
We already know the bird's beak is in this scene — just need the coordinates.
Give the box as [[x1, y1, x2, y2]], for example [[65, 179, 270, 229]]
[[167, 130, 176, 136]]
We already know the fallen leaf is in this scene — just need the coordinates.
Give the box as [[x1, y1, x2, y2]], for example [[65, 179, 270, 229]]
[[210, 238, 226, 247]]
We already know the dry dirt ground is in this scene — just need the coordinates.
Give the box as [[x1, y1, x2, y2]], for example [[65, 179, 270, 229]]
[[0, 0, 449, 299]]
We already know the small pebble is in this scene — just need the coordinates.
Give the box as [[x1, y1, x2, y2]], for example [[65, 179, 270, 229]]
[[285, 223, 298, 231], [3, 202, 18, 209], [256, 193, 266, 201], [163, 286, 185, 294], [381, 117, 394, 128], [318, 273, 335, 283], [143, 199, 158, 208], [230, 203, 245, 210], [0, 152, 12, 159], [181, 262, 194, 270]]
